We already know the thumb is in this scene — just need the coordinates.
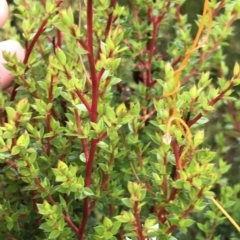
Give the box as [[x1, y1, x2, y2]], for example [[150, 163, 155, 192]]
[[0, 40, 25, 90], [0, 0, 9, 28], [0, 0, 25, 90]]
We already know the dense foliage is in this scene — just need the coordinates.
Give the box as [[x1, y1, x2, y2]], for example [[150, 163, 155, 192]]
[[0, 0, 240, 239]]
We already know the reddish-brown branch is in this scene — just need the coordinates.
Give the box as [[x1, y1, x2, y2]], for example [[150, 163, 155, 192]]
[[146, 20, 159, 86], [158, 187, 179, 224], [123, 39, 146, 65], [161, 155, 168, 196], [88, 149, 115, 212], [45, 75, 55, 156], [104, 0, 117, 39], [182, 68, 198, 84], [226, 10, 238, 28], [166, 188, 203, 234], [34, 178, 79, 234], [24, 19, 48, 65], [172, 138, 181, 170], [37, 40, 46, 57], [5, 157, 78, 234], [62, 68, 91, 113], [39, 0, 46, 6], [228, 101, 240, 131], [77, 39, 88, 51], [172, 56, 183, 68], [11, 19, 48, 101], [31, 190, 39, 213], [134, 202, 144, 240], [56, 28, 62, 48], [7, 160, 18, 170], [64, 215, 79, 235], [145, 1, 171, 86], [175, 4, 181, 23], [78, 1, 100, 238], [188, 81, 234, 127], [199, 40, 221, 66], [188, 113, 202, 128], [212, 0, 225, 19], [74, 108, 89, 160], [87, 173, 110, 212], [210, 82, 234, 106], [131, 1, 142, 41], [75, 89, 91, 112]]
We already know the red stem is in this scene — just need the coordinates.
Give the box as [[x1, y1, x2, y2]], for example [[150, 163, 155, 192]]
[[104, 0, 117, 39], [228, 101, 240, 131], [33, 178, 79, 234], [40, 0, 46, 6], [75, 89, 91, 112], [146, 1, 171, 86], [146, 19, 159, 86], [175, 4, 181, 23], [209, 82, 234, 105], [182, 68, 198, 84], [45, 75, 55, 156], [188, 81, 234, 127], [78, 1, 99, 238], [212, 0, 225, 19], [166, 188, 204, 234], [172, 138, 181, 170], [172, 56, 183, 68], [74, 108, 89, 160], [24, 18, 48, 65], [134, 202, 144, 240], [11, 18, 48, 100], [11, 1, 63, 101], [56, 28, 62, 48]]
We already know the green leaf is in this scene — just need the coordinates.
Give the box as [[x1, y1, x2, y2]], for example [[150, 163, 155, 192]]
[[79, 153, 86, 162], [97, 141, 109, 150], [196, 117, 209, 125], [110, 77, 122, 85], [111, 58, 121, 70], [173, 179, 185, 189], [182, 219, 195, 227], [5, 107, 16, 121], [56, 47, 66, 65], [95, 225, 104, 235], [57, 160, 68, 171], [7, 222, 14, 230], [16, 98, 30, 114], [16, 131, 30, 148], [169, 237, 178, 240], [49, 229, 60, 239], [103, 217, 113, 228], [76, 104, 88, 112], [111, 221, 122, 235], [233, 62, 240, 78], [11, 145, 20, 155], [121, 198, 133, 208], [83, 188, 94, 196], [114, 215, 128, 223]]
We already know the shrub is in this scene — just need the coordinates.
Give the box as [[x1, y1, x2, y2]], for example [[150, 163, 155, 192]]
[[0, 0, 240, 239]]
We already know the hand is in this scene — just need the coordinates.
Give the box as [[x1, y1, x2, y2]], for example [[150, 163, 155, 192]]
[[0, 0, 25, 90]]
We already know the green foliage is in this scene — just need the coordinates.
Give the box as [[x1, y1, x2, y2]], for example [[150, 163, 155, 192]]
[[0, 0, 240, 239]]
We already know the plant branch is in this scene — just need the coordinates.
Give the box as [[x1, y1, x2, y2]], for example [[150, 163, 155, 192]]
[[75, 88, 91, 112], [78, 0, 100, 238], [104, 0, 117, 39], [134, 201, 144, 240], [74, 108, 89, 161]]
